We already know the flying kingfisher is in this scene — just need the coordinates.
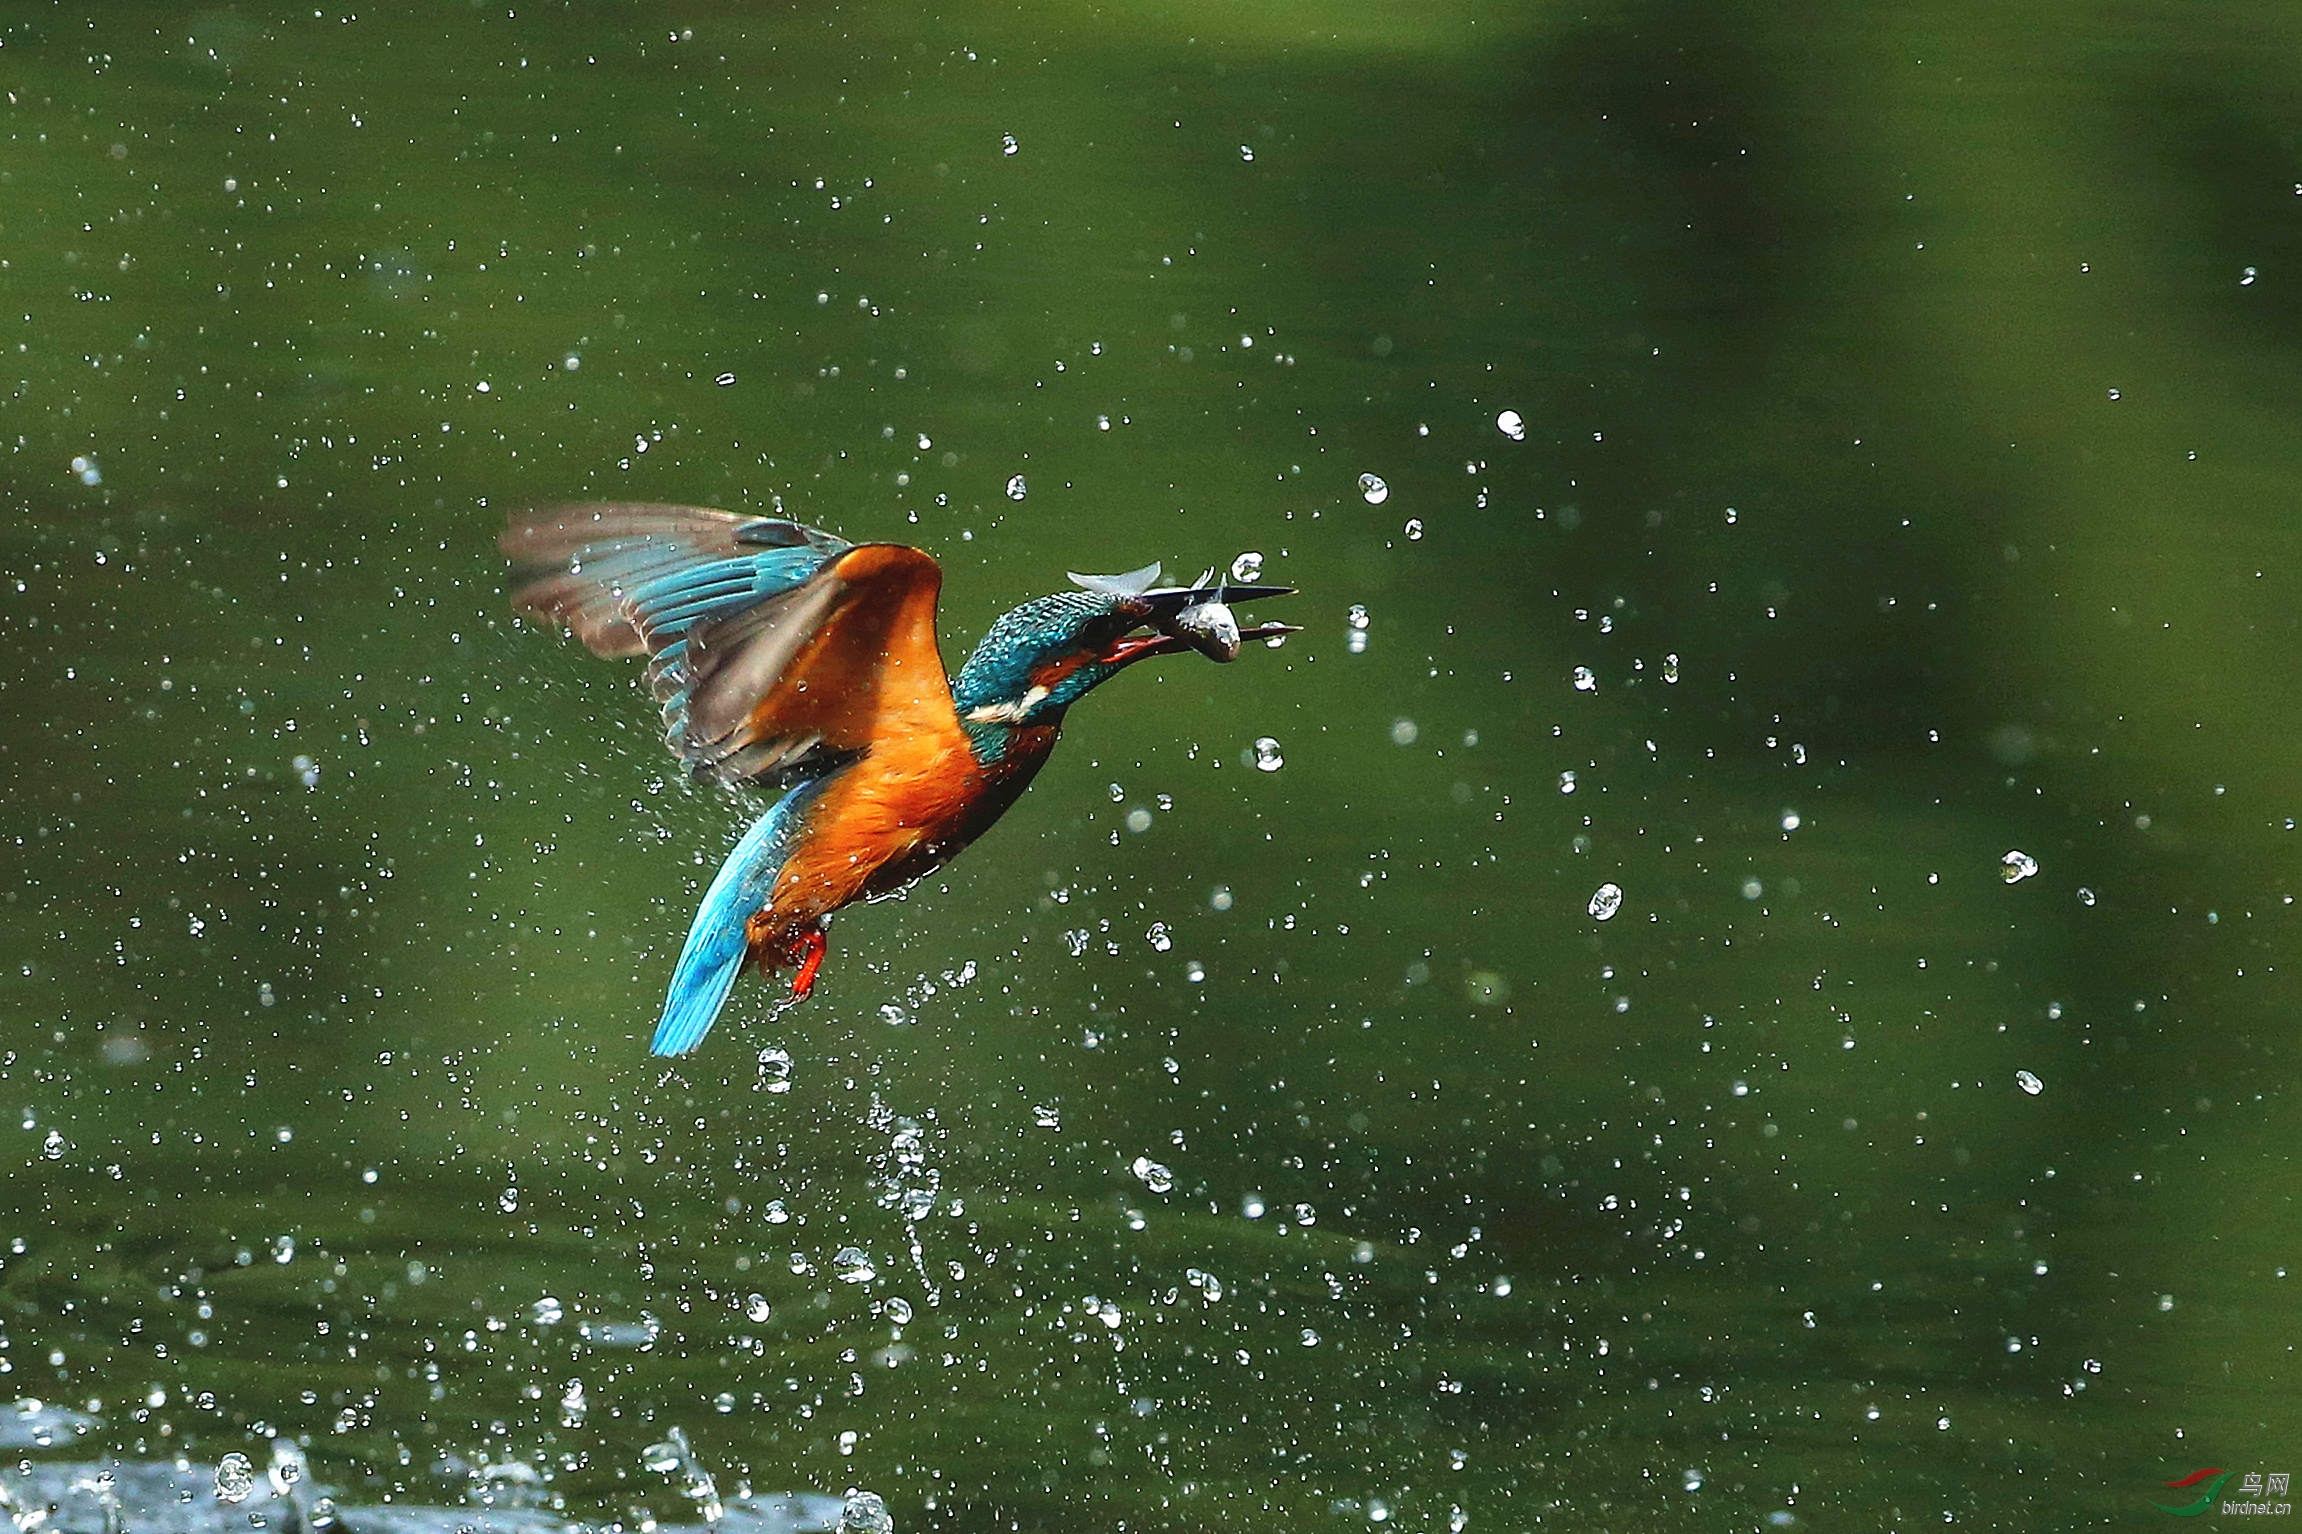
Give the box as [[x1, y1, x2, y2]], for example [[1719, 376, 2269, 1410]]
[[503, 503, 1296, 1056]]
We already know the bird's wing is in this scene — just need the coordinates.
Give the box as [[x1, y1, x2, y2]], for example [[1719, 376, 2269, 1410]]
[[504, 504, 958, 787]]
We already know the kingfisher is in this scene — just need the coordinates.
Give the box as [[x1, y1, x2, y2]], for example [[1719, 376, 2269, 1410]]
[[503, 503, 1296, 1056]]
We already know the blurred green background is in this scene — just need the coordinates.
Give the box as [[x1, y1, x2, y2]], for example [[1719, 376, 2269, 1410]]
[[3, 2, 2299, 1529]]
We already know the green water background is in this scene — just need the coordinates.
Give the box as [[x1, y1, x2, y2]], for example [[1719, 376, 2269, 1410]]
[[3, 2, 2300, 1528]]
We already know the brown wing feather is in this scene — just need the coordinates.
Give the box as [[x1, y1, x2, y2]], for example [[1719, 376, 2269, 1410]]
[[674, 543, 963, 785], [503, 503, 960, 788]]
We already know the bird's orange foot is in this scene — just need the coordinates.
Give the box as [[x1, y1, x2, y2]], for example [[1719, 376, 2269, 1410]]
[[790, 926, 828, 1000]]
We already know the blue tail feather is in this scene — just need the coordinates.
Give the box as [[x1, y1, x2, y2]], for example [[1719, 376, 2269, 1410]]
[[650, 780, 830, 1057]]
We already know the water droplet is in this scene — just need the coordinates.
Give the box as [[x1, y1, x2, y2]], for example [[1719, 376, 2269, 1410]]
[[2241, 266, 2258, 286], [715, 372, 736, 387], [40, 1128, 66, 1161], [2016, 1070, 2043, 1096], [1588, 883, 1624, 922], [1403, 517, 1424, 540], [1230, 550, 1264, 582], [1390, 718, 1419, 747], [641, 1440, 683, 1475], [1146, 921, 1172, 952], [1000, 133, 1019, 157], [757, 1046, 794, 1093], [1496, 409, 1526, 441], [1571, 665, 1598, 693], [839, 1489, 894, 1534], [214, 1454, 255, 1505], [1662, 652, 1682, 684], [69, 454, 102, 487], [1345, 603, 1370, 631], [744, 1293, 771, 1323], [1131, 1156, 1175, 1193], [271, 1234, 296, 1264], [2000, 849, 2039, 884], [1780, 810, 1801, 832], [1032, 1103, 1061, 1128], [1558, 771, 1578, 795], [1238, 144, 1255, 163], [1251, 736, 1285, 772], [1358, 472, 1390, 505], [1004, 473, 1027, 501], [884, 1296, 914, 1324], [833, 1247, 877, 1284], [2077, 886, 2096, 907]]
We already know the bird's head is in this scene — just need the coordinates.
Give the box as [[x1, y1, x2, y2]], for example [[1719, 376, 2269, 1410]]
[[953, 563, 1296, 733]]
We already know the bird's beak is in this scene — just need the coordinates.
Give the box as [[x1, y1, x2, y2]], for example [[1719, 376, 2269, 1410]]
[[1100, 582, 1300, 665]]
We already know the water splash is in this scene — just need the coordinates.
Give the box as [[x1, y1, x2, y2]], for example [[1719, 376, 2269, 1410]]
[[839, 1489, 894, 1534], [213, 1454, 255, 1506], [641, 1427, 723, 1526]]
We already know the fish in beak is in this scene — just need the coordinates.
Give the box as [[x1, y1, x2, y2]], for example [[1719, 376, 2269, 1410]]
[[1067, 563, 1299, 665], [1110, 580, 1299, 665]]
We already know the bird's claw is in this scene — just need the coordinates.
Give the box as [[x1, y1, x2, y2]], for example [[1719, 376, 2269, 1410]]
[[790, 926, 827, 1000]]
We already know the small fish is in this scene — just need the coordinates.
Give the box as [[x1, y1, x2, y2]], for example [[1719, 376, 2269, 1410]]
[[1170, 598, 1242, 661]]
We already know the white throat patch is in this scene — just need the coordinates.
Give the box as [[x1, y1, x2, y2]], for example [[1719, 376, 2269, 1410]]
[[965, 684, 1050, 725]]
